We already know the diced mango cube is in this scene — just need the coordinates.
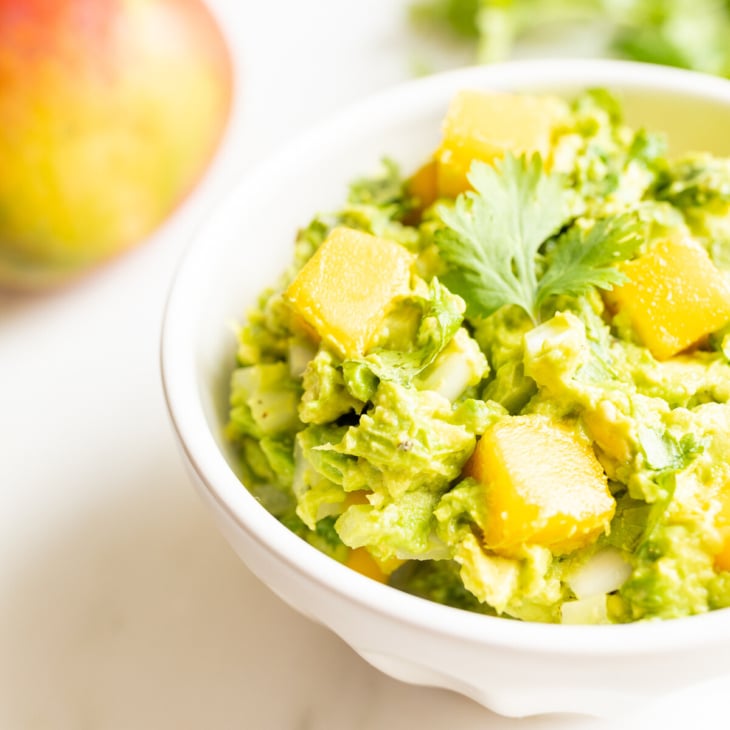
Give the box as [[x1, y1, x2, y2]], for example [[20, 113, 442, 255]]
[[436, 91, 564, 198], [345, 547, 403, 583], [715, 535, 730, 572], [406, 158, 438, 212], [608, 237, 730, 360], [464, 415, 615, 556], [285, 227, 413, 358], [346, 547, 389, 583]]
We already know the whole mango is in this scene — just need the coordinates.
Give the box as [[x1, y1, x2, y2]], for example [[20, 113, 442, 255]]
[[0, 0, 232, 288]]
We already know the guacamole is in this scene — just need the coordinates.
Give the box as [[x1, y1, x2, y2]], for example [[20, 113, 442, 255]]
[[226, 89, 730, 624]]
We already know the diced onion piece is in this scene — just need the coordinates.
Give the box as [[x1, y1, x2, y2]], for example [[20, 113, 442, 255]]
[[561, 594, 609, 625], [420, 351, 474, 402], [289, 338, 317, 378], [566, 548, 632, 599], [417, 329, 487, 402]]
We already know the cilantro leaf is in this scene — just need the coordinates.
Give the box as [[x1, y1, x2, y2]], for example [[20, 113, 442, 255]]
[[435, 153, 568, 322], [535, 213, 644, 311], [435, 154, 645, 323]]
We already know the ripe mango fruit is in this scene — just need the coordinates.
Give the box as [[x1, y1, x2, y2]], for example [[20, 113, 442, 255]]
[[464, 415, 615, 556], [436, 91, 564, 198], [0, 0, 232, 288], [285, 227, 413, 358], [607, 237, 730, 360]]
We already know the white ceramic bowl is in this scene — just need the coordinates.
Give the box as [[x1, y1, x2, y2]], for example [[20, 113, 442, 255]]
[[161, 59, 730, 718]]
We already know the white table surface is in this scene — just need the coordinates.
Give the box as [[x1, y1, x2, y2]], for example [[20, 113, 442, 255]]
[[2, 2, 728, 727]]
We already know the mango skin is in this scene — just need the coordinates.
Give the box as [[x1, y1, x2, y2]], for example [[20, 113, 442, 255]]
[[285, 227, 413, 358], [0, 0, 233, 288], [608, 237, 730, 360], [464, 415, 615, 557]]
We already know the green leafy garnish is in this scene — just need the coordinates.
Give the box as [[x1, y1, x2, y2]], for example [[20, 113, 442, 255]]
[[408, 0, 730, 78], [435, 154, 643, 323], [537, 214, 645, 310], [348, 158, 414, 220], [436, 154, 568, 322]]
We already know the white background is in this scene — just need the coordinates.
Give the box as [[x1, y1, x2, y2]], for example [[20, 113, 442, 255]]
[[1, 1, 728, 727]]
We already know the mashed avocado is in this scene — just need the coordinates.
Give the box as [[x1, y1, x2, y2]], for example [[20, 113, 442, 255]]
[[226, 89, 730, 624]]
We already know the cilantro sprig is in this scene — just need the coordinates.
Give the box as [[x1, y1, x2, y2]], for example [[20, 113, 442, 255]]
[[537, 214, 646, 309], [435, 154, 644, 323]]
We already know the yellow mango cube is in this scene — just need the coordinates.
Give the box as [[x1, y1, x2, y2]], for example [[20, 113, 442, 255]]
[[608, 237, 730, 360], [346, 547, 389, 583], [464, 415, 615, 556], [285, 227, 413, 358], [406, 158, 439, 213], [436, 91, 564, 198], [345, 547, 403, 583]]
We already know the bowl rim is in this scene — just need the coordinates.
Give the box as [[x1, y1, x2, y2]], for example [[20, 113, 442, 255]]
[[161, 57, 730, 656]]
